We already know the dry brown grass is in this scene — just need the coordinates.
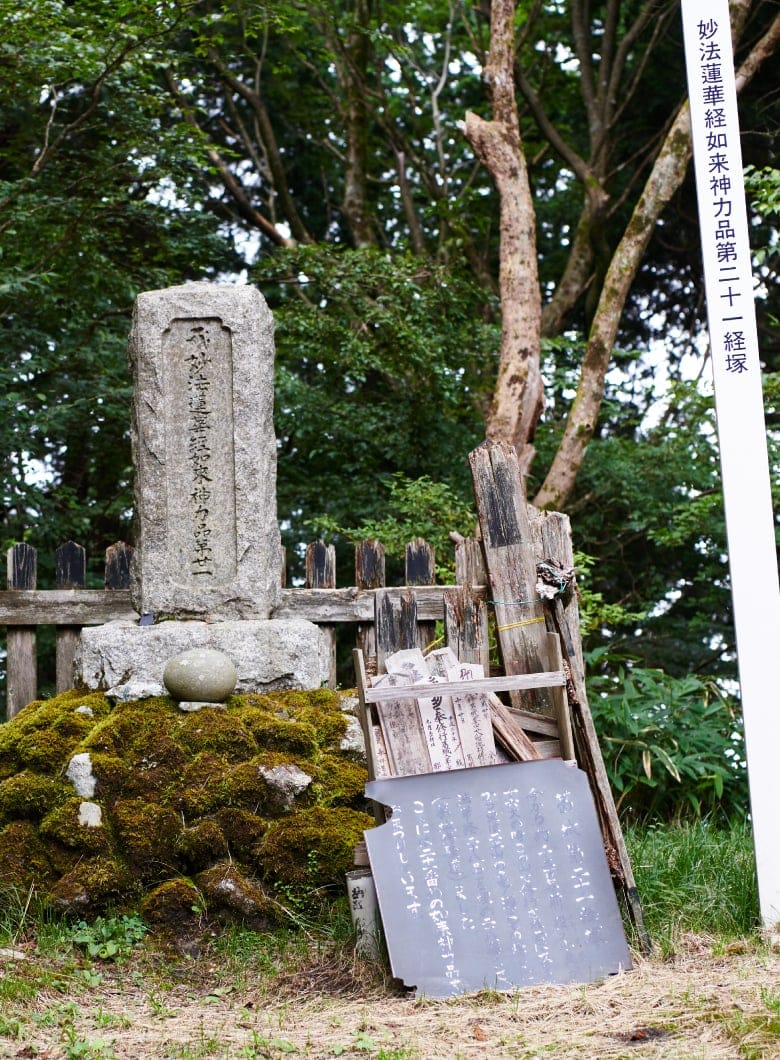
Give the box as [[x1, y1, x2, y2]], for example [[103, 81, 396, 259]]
[[2, 933, 780, 1059]]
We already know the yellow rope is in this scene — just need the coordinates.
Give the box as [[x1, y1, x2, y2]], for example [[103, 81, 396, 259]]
[[422, 634, 446, 654], [496, 616, 546, 633]]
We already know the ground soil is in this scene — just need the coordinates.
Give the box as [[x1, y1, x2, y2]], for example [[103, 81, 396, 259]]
[[2, 934, 779, 1059]]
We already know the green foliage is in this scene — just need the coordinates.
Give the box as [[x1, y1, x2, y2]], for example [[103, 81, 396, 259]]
[[587, 650, 747, 823], [310, 471, 475, 582], [69, 914, 147, 962]]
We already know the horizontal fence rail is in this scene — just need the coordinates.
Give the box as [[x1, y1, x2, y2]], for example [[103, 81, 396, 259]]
[[2, 537, 489, 717]]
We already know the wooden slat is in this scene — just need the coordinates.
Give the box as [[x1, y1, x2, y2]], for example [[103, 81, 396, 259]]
[[444, 585, 490, 672], [375, 588, 418, 674], [105, 541, 134, 589], [487, 692, 542, 762], [0, 589, 135, 626], [55, 542, 86, 694], [305, 541, 337, 687], [469, 442, 554, 714], [6, 544, 38, 717], [273, 584, 487, 624], [405, 538, 436, 651], [364, 670, 565, 703], [355, 539, 385, 667]]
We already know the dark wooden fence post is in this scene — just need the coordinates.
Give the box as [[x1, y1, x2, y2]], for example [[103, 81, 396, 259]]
[[446, 536, 490, 671], [405, 537, 437, 652], [6, 543, 37, 717], [305, 541, 337, 687], [355, 539, 385, 672], [105, 541, 134, 590], [55, 541, 86, 693], [375, 589, 417, 675]]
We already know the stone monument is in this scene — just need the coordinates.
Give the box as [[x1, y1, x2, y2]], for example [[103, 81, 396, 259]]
[[76, 283, 327, 696]]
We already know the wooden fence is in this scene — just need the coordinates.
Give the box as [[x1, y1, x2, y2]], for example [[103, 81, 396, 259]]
[[1, 536, 490, 718]]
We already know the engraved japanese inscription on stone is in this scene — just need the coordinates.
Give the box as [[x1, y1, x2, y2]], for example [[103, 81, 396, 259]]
[[162, 317, 237, 589], [365, 760, 631, 997]]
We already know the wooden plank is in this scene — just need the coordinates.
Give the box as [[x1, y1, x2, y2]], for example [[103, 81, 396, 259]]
[[364, 670, 565, 703], [375, 588, 417, 674], [105, 541, 134, 590], [353, 649, 388, 823], [371, 672, 432, 777], [546, 630, 576, 762], [305, 541, 337, 687], [55, 541, 86, 694], [508, 708, 559, 738], [0, 589, 136, 626], [405, 537, 437, 651], [355, 539, 385, 668], [454, 536, 487, 586], [447, 662, 496, 768], [271, 584, 488, 624], [486, 692, 542, 762], [6, 544, 38, 717], [443, 585, 490, 672], [469, 442, 554, 714]]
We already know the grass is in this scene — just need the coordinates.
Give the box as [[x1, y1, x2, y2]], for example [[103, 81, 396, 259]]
[[0, 823, 776, 1058], [625, 819, 760, 952]]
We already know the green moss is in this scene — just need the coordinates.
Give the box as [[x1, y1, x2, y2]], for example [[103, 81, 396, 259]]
[[39, 797, 111, 855], [255, 806, 373, 889], [51, 855, 132, 911], [169, 752, 232, 817], [140, 878, 203, 932], [0, 820, 56, 890], [212, 808, 267, 858], [0, 772, 69, 825], [88, 754, 131, 799], [196, 860, 282, 929], [236, 707, 318, 756], [111, 798, 182, 872], [176, 819, 227, 870], [309, 755, 368, 808], [174, 709, 258, 760]]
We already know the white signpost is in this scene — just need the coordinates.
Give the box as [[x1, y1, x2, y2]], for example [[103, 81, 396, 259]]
[[682, 1, 780, 929]]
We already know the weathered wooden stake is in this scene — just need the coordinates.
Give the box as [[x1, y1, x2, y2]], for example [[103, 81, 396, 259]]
[[355, 539, 385, 670], [305, 541, 337, 687], [6, 543, 37, 717], [405, 538, 437, 651], [55, 541, 86, 693]]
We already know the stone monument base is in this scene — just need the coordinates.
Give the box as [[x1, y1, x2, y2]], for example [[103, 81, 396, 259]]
[[75, 620, 328, 696]]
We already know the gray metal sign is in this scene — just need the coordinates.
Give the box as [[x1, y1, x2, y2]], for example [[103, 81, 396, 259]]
[[365, 760, 632, 997]]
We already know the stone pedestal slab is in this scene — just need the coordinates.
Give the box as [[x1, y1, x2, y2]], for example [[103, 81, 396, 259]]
[[75, 620, 327, 695]]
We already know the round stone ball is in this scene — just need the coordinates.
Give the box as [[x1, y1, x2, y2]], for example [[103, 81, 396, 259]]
[[163, 648, 237, 703]]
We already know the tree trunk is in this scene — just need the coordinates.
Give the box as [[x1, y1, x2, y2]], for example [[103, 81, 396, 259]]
[[463, 0, 543, 476], [535, 5, 780, 510]]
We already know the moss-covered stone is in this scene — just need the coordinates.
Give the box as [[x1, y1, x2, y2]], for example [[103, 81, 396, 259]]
[[0, 686, 369, 919], [0, 820, 56, 890], [309, 755, 368, 808], [39, 797, 111, 855], [170, 751, 232, 817], [196, 861, 282, 929], [0, 772, 69, 824], [51, 855, 132, 911], [111, 798, 182, 870], [140, 878, 203, 932], [174, 709, 258, 761], [236, 707, 319, 757], [256, 806, 373, 890], [212, 807, 267, 858], [176, 819, 227, 870]]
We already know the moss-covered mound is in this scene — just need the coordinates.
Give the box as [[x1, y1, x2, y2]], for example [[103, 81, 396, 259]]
[[0, 688, 372, 926]]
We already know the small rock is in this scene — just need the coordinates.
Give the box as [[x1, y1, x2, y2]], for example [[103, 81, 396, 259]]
[[177, 700, 228, 713], [78, 802, 103, 828], [74, 705, 94, 716], [259, 763, 312, 808], [66, 752, 97, 798], [163, 648, 237, 702], [107, 679, 166, 702]]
